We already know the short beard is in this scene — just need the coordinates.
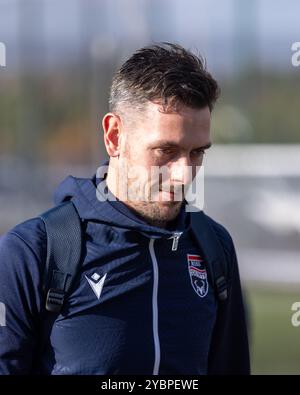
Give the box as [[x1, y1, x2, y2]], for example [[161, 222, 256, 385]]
[[125, 200, 183, 229], [117, 139, 184, 228]]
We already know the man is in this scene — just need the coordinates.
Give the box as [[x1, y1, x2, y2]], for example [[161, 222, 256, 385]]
[[0, 43, 250, 375]]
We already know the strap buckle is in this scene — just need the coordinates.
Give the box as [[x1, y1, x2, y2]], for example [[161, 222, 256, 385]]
[[46, 288, 65, 313]]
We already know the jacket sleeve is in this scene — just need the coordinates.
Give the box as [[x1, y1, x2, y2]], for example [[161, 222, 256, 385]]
[[0, 229, 44, 374], [207, 235, 251, 375]]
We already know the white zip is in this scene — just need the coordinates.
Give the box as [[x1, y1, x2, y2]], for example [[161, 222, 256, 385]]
[[148, 238, 160, 375], [170, 232, 182, 251]]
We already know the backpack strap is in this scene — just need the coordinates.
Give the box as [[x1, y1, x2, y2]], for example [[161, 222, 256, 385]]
[[40, 201, 82, 313], [190, 210, 229, 302]]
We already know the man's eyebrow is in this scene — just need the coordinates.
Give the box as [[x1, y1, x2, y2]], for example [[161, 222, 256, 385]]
[[151, 141, 212, 149]]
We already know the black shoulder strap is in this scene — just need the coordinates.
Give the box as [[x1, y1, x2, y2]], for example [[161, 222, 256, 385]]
[[40, 201, 82, 313], [190, 210, 229, 302]]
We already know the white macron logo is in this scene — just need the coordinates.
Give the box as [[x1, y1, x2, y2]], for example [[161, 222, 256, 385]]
[[85, 272, 107, 300]]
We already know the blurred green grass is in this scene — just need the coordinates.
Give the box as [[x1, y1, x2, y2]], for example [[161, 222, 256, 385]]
[[246, 286, 300, 375]]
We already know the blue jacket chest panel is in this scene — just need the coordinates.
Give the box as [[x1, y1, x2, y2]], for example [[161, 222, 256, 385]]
[[42, 226, 217, 375]]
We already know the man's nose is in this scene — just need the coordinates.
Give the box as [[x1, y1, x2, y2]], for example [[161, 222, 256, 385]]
[[169, 156, 193, 185]]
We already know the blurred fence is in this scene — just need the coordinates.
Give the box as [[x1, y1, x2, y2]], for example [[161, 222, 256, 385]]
[[205, 144, 300, 287]]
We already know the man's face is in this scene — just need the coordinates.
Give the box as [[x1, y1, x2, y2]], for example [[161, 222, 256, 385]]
[[117, 101, 211, 227]]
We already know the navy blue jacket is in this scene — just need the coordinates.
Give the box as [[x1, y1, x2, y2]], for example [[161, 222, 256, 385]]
[[0, 169, 250, 375]]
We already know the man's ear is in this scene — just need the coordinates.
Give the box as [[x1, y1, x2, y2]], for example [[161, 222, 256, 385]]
[[102, 113, 122, 157]]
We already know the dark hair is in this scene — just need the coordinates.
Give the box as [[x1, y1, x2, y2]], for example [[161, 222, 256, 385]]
[[109, 42, 220, 114]]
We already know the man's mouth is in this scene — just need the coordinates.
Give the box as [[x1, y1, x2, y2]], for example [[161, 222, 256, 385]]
[[158, 185, 185, 201], [160, 184, 184, 194]]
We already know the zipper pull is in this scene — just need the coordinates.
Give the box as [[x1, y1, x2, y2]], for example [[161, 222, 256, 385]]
[[171, 232, 182, 251]]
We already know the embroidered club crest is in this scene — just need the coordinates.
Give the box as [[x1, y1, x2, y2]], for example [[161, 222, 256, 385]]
[[187, 254, 208, 298]]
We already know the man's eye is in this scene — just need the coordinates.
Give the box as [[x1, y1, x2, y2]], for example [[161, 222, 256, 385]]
[[156, 148, 175, 155]]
